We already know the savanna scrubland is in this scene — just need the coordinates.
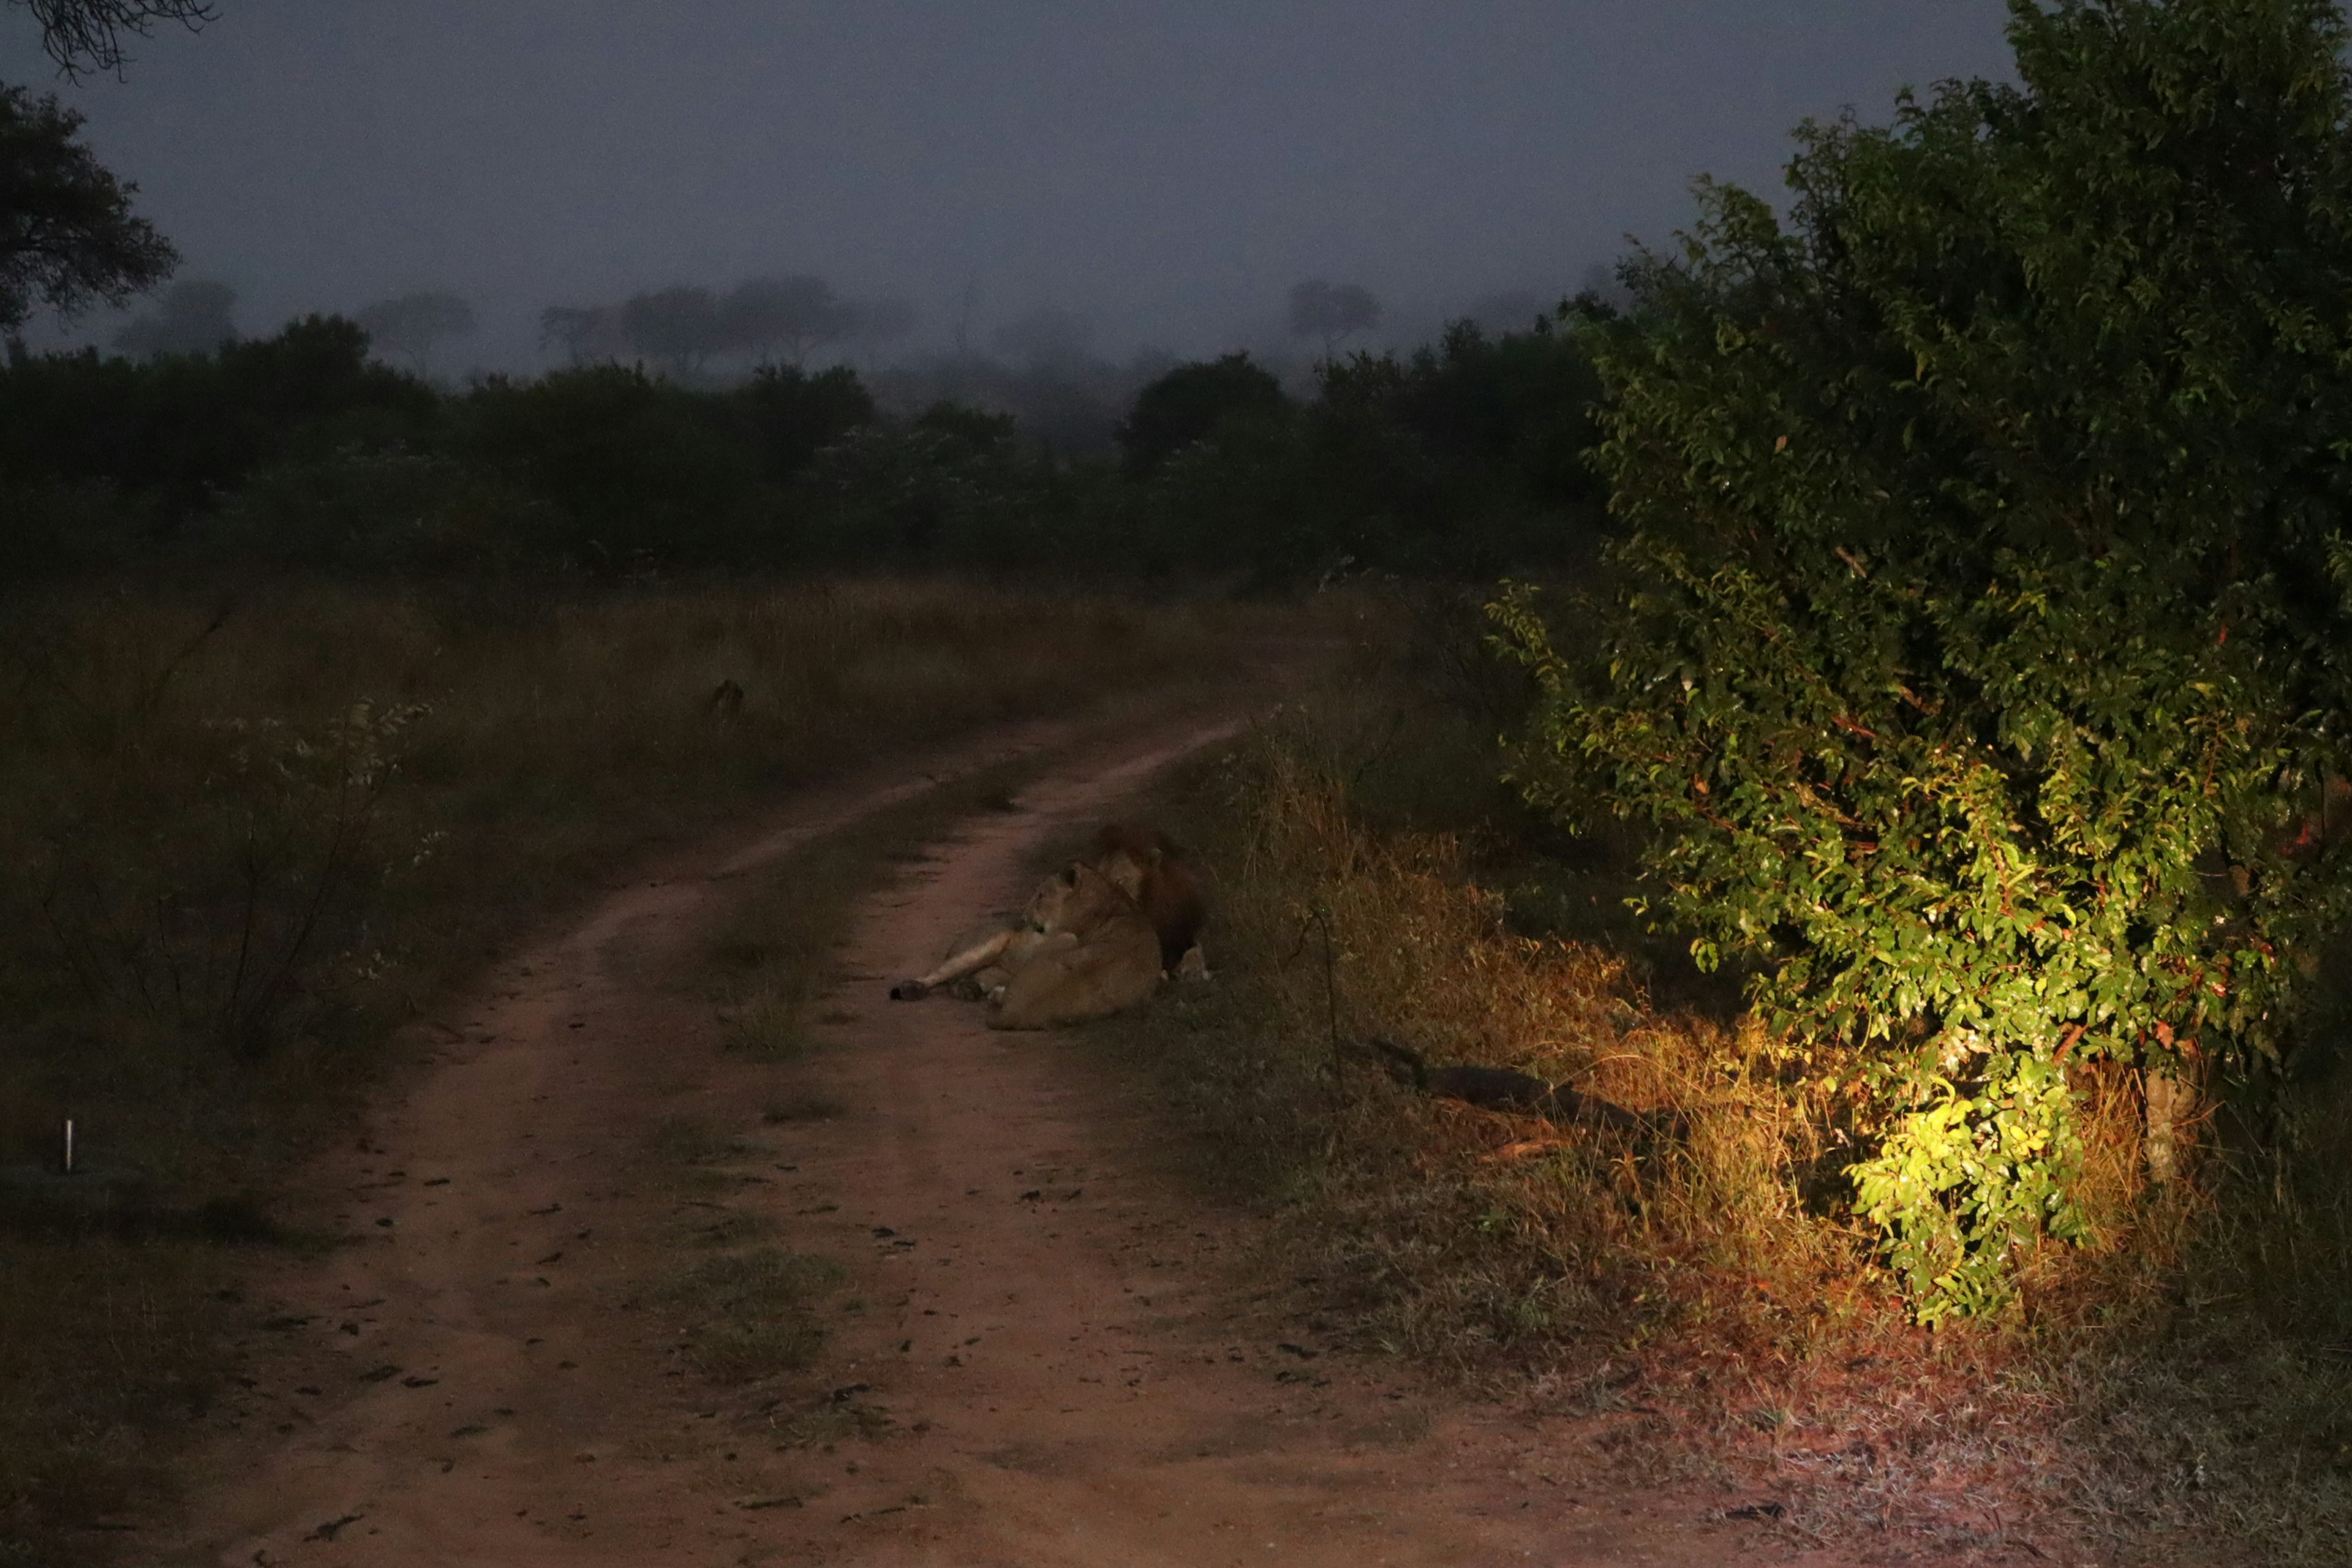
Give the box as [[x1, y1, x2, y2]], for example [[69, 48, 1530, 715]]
[[7, 2, 2352, 1564]]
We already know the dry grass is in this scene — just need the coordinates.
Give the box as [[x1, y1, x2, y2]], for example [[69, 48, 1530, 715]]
[[0, 573, 1248, 1561], [1109, 611, 2352, 1566], [648, 1249, 849, 1384]]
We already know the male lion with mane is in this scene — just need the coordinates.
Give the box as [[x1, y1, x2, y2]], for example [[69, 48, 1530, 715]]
[[1084, 821, 1208, 974]]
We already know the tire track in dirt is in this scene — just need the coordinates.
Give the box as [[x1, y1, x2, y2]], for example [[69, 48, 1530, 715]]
[[154, 696, 1826, 1568]]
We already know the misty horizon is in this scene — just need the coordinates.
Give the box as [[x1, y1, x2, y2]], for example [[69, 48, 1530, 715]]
[[1, 2, 2017, 379]]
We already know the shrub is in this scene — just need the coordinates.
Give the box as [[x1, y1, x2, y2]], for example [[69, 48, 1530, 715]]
[[454, 365, 778, 568], [798, 401, 1084, 568], [733, 363, 874, 484], [1494, 0, 2352, 1319], [1116, 352, 1289, 478]]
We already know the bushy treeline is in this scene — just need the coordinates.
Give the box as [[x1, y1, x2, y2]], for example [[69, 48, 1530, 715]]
[[0, 308, 1604, 583]]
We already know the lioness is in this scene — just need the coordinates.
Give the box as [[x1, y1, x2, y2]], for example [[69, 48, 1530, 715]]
[[891, 858, 1161, 1030]]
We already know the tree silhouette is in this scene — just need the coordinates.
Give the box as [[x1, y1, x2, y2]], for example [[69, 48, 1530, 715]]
[[538, 303, 624, 364], [10, 0, 212, 77], [112, 276, 233, 356], [620, 284, 727, 377], [1286, 278, 1381, 359], [723, 274, 858, 366], [354, 290, 475, 375], [1116, 352, 1286, 478], [0, 84, 175, 337]]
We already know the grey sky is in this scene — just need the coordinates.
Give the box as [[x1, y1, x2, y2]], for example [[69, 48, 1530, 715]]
[[2, 1, 2018, 372]]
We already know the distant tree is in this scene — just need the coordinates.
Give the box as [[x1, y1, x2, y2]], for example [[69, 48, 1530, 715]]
[[842, 292, 915, 365], [990, 306, 1094, 370], [113, 275, 234, 356], [1286, 279, 1381, 358], [620, 284, 726, 377], [9, 0, 211, 77], [948, 276, 979, 358], [1116, 352, 1287, 477], [723, 274, 858, 366], [0, 84, 175, 337], [353, 289, 475, 374], [539, 303, 624, 364]]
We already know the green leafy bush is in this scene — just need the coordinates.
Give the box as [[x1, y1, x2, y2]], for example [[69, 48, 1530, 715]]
[[1494, 0, 2352, 1319]]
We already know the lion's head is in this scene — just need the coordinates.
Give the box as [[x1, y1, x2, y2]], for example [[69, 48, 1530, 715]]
[[1023, 859, 1135, 935]]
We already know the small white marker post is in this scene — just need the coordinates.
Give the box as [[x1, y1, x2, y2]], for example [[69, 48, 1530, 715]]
[[62, 1118, 74, 1175]]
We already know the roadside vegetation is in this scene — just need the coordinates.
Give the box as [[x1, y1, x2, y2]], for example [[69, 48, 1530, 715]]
[[1126, 599, 2352, 1564]]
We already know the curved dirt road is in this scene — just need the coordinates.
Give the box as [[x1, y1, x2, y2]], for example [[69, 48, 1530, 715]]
[[157, 702, 1807, 1568]]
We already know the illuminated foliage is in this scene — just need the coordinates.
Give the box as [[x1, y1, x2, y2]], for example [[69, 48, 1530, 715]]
[[1494, 0, 2352, 1318]]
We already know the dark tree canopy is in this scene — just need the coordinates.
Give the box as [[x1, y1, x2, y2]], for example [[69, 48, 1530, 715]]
[[1116, 352, 1287, 477], [0, 83, 175, 331], [13, 0, 213, 77]]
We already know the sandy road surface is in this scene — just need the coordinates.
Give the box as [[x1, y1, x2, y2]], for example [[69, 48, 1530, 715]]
[[154, 700, 1827, 1568]]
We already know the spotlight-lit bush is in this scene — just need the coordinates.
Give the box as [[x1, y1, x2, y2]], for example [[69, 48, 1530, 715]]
[[1496, 0, 2352, 1319]]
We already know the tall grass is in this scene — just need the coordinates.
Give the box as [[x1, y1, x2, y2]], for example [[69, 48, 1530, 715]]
[[0, 575, 1243, 1558], [1118, 607, 2352, 1563]]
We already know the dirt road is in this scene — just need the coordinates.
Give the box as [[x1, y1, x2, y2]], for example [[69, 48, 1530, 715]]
[[156, 701, 1817, 1567]]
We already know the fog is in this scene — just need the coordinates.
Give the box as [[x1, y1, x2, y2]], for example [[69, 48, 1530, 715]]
[[1, 1, 2016, 376]]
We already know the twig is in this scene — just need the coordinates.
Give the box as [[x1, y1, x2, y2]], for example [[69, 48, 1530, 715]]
[[135, 594, 237, 718], [1314, 903, 1343, 1087], [1287, 903, 1348, 1108]]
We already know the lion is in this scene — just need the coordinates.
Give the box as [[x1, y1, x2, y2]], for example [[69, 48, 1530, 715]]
[[890, 858, 1162, 1030], [1084, 822, 1209, 976]]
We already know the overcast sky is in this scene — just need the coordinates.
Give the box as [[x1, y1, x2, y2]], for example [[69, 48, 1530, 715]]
[[1, 1, 2018, 372]]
